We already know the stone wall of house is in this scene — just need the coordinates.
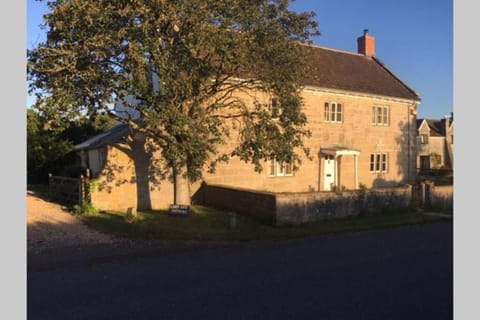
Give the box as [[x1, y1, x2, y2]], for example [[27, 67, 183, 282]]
[[275, 185, 412, 225], [300, 89, 417, 189], [89, 87, 418, 211], [417, 136, 447, 169], [90, 143, 199, 212], [203, 88, 417, 193], [90, 145, 139, 212]]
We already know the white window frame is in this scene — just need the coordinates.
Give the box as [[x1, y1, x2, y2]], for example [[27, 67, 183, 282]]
[[420, 134, 429, 144], [269, 97, 282, 119], [370, 153, 388, 173], [324, 102, 343, 123], [269, 159, 293, 177], [372, 106, 390, 126]]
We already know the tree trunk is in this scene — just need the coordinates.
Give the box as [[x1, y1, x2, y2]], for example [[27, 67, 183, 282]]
[[173, 164, 191, 205], [130, 133, 152, 210]]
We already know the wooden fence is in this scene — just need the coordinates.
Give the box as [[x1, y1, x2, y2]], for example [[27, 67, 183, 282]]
[[48, 173, 89, 206]]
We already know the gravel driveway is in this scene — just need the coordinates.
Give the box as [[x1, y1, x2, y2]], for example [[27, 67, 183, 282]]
[[27, 190, 116, 253], [26, 190, 237, 268]]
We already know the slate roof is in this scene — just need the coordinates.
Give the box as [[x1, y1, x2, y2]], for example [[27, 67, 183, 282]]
[[74, 123, 131, 151], [302, 45, 421, 101], [417, 119, 444, 137]]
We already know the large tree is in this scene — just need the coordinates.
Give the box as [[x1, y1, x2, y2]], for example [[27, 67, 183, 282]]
[[27, 0, 319, 205]]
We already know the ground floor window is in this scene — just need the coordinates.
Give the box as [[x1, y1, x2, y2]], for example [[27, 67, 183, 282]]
[[269, 159, 293, 177], [370, 153, 388, 173], [420, 155, 431, 170]]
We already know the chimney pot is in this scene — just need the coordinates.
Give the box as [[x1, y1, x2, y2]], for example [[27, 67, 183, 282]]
[[357, 29, 375, 57]]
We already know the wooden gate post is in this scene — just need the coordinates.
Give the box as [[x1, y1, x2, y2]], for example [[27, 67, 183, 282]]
[[420, 182, 425, 209], [79, 174, 84, 206], [48, 173, 52, 201], [425, 181, 434, 210]]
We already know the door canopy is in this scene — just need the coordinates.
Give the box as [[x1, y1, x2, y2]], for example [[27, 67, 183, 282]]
[[320, 145, 360, 157]]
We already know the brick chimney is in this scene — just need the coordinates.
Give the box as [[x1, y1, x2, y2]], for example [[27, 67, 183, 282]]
[[357, 29, 375, 57]]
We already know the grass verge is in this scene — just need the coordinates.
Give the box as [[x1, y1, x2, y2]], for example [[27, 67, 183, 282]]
[[79, 205, 451, 242]]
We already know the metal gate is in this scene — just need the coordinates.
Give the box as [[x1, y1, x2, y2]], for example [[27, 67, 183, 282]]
[[48, 174, 89, 206]]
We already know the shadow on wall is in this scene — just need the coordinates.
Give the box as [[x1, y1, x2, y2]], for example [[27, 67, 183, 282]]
[[367, 118, 422, 203], [93, 133, 172, 211], [191, 182, 205, 205], [394, 119, 416, 185], [371, 176, 407, 188]]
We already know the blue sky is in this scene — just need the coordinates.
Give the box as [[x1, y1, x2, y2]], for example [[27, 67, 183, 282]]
[[27, 0, 453, 119]]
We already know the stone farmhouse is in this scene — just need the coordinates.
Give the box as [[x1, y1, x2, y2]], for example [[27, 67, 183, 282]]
[[416, 114, 454, 172], [75, 30, 421, 212]]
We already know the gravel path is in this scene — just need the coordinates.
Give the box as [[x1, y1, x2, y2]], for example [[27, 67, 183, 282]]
[[26, 190, 240, 269], [27, 190, 116, 253]]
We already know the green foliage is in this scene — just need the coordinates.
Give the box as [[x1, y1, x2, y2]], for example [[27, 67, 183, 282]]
[[63, 113, 117, 145], [27, 108, 74, 183], [89, 179, 100, 193], [27, 0, 320, 200], [72, 201, 97, 216], [27, 107, 116, 183]]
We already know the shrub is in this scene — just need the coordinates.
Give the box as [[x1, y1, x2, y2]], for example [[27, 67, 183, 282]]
[[72, 202, 97, 215]]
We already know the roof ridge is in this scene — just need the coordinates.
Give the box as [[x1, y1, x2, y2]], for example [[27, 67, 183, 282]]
[[74, 123, 131, 150], [300, 42, 366, 57]]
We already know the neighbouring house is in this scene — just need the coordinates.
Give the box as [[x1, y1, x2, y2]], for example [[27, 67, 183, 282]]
[[74, 29, 421, 212], [416, 114, 454, 172]]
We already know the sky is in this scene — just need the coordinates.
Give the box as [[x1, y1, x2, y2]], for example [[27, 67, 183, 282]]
[[27, 0, 453, 119]]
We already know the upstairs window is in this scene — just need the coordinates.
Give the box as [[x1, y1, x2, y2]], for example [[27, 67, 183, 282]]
[[420, 134, 429, 144], [324, 102, 343, 123], [269, 159, 293, 177], [372, 106, 389, 126]]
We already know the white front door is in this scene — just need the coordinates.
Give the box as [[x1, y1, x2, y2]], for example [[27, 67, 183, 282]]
[[324, 155, 335, 191]]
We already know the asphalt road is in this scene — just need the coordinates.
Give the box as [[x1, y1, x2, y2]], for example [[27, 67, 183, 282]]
[[27, 221, 452, 320]]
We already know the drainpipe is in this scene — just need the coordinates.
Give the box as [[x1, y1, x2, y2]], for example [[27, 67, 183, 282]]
[[318, 153, 322, 192], [354, 154, 359, 189], [407, 106, 410, 184], [334, 156, 338, 189], [408, 103, 418, 184]]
